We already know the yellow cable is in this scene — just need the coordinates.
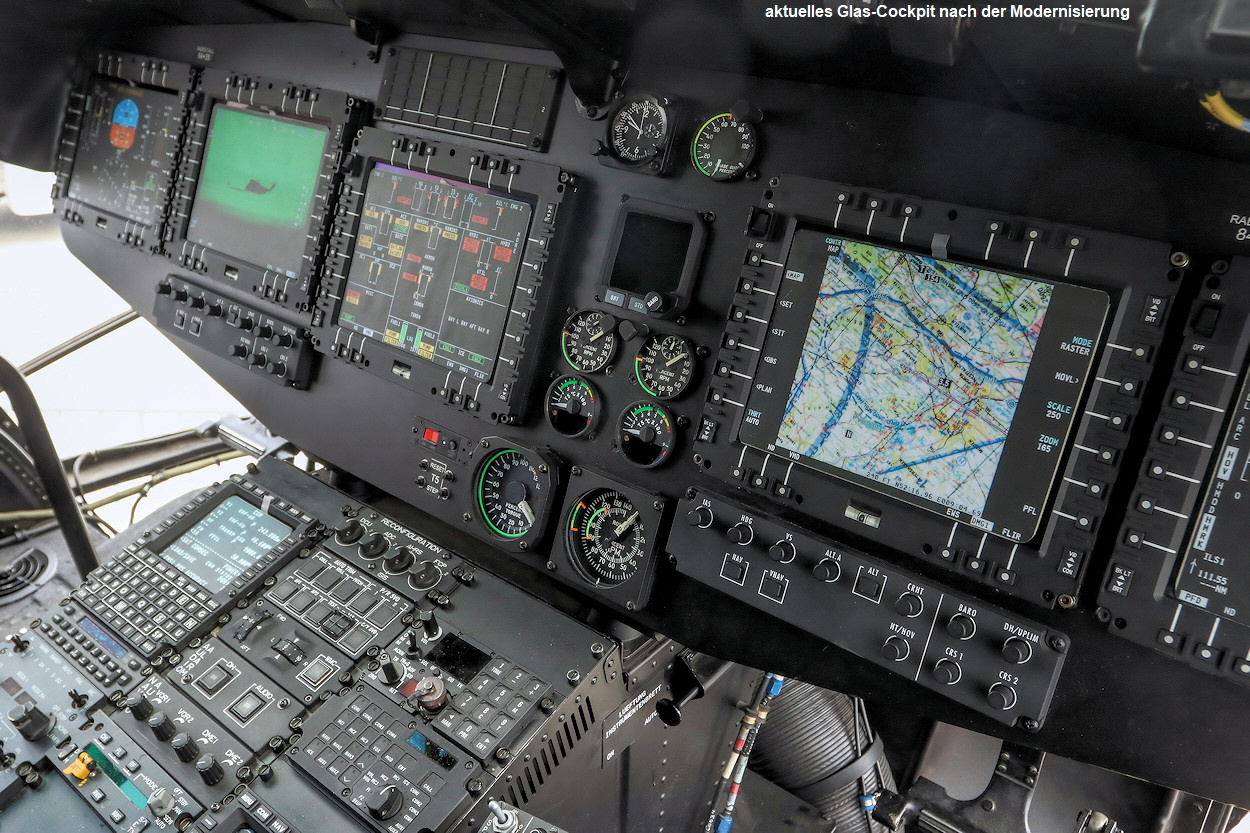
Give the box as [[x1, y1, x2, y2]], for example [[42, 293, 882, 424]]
[[1201, 91, 1250, 132]]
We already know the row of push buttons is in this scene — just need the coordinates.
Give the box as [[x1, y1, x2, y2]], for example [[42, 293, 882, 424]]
[[42, 617, 132, 686], [432, 654, 546, 759]]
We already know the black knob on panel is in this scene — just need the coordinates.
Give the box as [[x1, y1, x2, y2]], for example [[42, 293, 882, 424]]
[[8, 703, 52, 741], [1001, 637, 1033, 665], [987, 682, 1018, 711], [229, 344, 248, 358], [206, 301, 224, 317], [768, 540, 796, 563], [257, 324, 274, 339], [196, 754, 224, 786], [237, 316, 255, 332], [272, 332, 295, 348], [378, 661, 404, 686], [171, 733, 200, 763], [266, 360, 288, 377], [686, 506, 713, 528], [932, 659, 962, 686], [171, 288, 189, 303], [148, 711, 176, 742], [359, 532, 389, 558], [248, 353, 266, 367], [384, 546, 415, 574], [189, 295, 206, 309], [894, 593, 923, 618], [726, 523, 753, 546], [881, 635, 910, 662], [335, 519, 364, 545], [126, 694, 154, 721], [812, 559, 841, 583], [156, 281, 173, 296], [417, 609, 439, 639], [364, 784, 404, 820], [946, 614, 976, 640]]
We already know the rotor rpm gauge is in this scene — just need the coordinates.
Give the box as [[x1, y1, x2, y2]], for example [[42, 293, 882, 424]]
[[566, 489, 647, 587], [561, 309, 619, 373], [616, 401, 676, 468], [474, 446, 556, 541], [635, 334, 695, 400], [546, 375, 601, 437], [608, 94, 675, 166], [691, 112, 758, 181]]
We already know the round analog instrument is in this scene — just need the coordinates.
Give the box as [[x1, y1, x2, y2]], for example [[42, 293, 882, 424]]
[[561, 309, 618, 373], [634, 334, 695, 400], [691, 112, 758, 181], [565, 489, 647, 587], [616, 401, 676, 468], [546, 375, 601, 437], [608, 94, 673, 165], [474, 448, 551, 539]]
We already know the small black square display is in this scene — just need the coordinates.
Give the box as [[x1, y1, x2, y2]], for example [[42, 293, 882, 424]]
[[426, 633, 491, 683]]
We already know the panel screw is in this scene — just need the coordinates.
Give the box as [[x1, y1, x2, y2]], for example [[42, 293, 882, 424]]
[[1048, 635, 1067, 653], [567, 670, 581, 684]]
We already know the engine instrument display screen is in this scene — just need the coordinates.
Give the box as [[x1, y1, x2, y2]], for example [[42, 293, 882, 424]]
[[67, 77, 182, 227], [187, 103, 328, 277], [336, 163, 534, 382], [157, 496, 291, 593], [739, 229, 1109, 541]]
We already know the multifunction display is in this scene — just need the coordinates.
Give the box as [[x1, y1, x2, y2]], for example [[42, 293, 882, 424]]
[[157, 496, 291, 592], [67, 77, 182, 226], [740, 230, 1109, 541], [336, 163, 534, 382], [187, 104, 329, 277]]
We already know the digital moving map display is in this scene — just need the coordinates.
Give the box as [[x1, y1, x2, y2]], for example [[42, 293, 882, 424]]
[[337, 163, 534, 382], [740, 229, 1109, 541], [67, 77, 182, 226], [187, 104, 328, 277]]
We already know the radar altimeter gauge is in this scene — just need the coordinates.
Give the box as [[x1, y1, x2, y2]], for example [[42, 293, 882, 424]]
[[566, 488, 647, 587], [561, 309, 619, 373], [616, 401, 676, 468], [691, 103, 759, 181], [546, 375, 601, 438], [634, 334, 696, 400], [473, 443, 560, 548]]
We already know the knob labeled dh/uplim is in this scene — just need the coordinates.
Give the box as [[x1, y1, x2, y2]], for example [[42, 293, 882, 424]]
[[196, 754, 224, 786], [768, 540, 797, 563], [946, 614, 976, 640], [335, 519, 364, 545], [726, 523, 753, 546], [1002, 637, 1033, 664], [932, 658, 962, 686], [812, 559, 841, 583], [359, 532, 389, 559], [881, 636, 910, 662], [364, 784, 404, 820], [987, 682, 1018, 710], [171, 732, 200, 763], [894, 593, 923, 618], [126, 694, 154, 721], [686, 506, 713, 528], [148, 711, 176, 742]]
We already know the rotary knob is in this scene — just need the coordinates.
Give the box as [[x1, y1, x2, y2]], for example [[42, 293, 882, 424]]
[[812, 559, 841, 583], [364, 784, 404, 821], [881, 635, 910, 662], [148, 712, 176, 742], [987, 682, 1018, 710], [228, 344, 248, 359], [384, 546, 415, 574], [7, 703, 53, 741], [378, 660, 405, 686], [335, 519, 364, 545], [196, 754, 224, 786], [946, 614, 976, 640], [359, 532, 389, 559], [266, 360, 288, 378], [126, 694, 154, 721], [171, 733, 200, 763], [894, 593, 923, 618], [413, 676, 448, 711], [768, 540, 797, 563], [932, 659, 962, 686], [1002, 637, 1033, 665], [686, 506, 713, 528], [726, 523, 754, 546], [256, 323, 274, 339]]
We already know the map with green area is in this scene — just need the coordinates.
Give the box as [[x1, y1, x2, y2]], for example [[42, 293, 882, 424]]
[[775, 240, 1052, 518]]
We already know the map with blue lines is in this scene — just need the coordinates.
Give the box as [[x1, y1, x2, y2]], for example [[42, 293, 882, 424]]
[[774, 239, 1052, 518]]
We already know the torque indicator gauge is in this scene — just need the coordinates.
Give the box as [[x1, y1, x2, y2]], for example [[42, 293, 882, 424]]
[[474, 446, 556, 541], [561, 309, 619, 373], [566, 489, 647, 587], [616, 401, 676, 468], [635, 334, 695, 400], [691, 110, 758, 181], [546, 375, 601, 437]]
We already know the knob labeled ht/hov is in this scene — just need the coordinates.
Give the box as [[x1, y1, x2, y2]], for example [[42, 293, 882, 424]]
[[987, 682, 1018, 710], [1001, 637, 1033, 664], [726, 523, 753, 546], [932, 658, 962, 685], [946, 614, 976, 640], [881, 635, 910, 662], [812, 559, 841, 583]]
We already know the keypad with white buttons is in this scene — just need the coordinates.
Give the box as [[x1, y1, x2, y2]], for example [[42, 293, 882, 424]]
[[39, 604, 140, 691]]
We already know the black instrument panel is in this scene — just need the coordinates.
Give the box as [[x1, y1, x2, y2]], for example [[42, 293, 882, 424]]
[[31, 13, 1250, 808]]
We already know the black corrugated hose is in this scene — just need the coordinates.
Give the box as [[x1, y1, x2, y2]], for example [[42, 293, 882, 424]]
[[750, 679, 896, 833]]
